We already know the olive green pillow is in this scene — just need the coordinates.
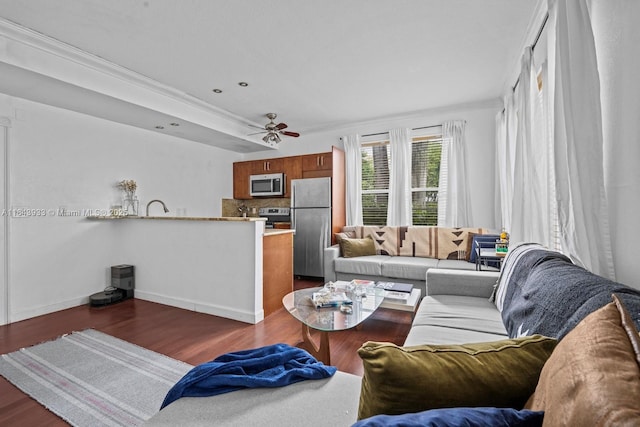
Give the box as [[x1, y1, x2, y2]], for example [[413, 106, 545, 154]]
[[340, 236, 377, 258], [357, 335, 557, 420]]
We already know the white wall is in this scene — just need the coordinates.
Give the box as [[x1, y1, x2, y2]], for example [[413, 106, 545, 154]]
[[0, 94, 242, 323], [244, 101, 501, 230], [591, 0, 640, 288]]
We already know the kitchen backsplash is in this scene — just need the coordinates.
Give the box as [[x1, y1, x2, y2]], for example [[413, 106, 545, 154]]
[[221, 198, 291, 217]]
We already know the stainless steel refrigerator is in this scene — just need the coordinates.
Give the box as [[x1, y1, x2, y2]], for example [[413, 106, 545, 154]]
[[291, 177, 332, 277]]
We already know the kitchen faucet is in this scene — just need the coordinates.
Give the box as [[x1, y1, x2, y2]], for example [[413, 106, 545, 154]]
[[146, 199, 169, 216]]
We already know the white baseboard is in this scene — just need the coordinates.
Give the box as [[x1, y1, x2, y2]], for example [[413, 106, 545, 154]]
[[11, 295, 90, 323], [134, 290, 264, 324]]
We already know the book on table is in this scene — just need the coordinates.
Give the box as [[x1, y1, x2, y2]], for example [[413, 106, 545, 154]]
[[384, 291, 410, 301], [375, 281, 414, 293]]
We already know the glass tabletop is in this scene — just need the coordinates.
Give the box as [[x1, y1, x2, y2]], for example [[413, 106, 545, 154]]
[[282, 286, 385, 332]]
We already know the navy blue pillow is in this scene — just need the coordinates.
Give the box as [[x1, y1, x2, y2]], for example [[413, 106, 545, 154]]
[[468, 234, 501, 264], [352, 407, 544, 427]]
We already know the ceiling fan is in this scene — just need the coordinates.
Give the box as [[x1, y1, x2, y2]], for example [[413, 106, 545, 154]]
[[249, 113, 300, 144]]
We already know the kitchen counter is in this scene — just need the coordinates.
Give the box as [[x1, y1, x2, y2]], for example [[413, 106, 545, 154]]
[[88, 216, 292, 236], [264, 229, 295, 236], [87, 215, 266, 222]]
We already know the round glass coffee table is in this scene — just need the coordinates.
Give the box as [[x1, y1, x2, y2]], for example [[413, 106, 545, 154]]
[[282, 286, 385, 365]]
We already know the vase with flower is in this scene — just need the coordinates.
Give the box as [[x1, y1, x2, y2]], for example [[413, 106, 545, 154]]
[[118, 179, 139, 216]]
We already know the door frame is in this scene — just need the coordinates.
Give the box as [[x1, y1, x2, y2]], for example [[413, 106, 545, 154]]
[[0, 117, 10, 325]]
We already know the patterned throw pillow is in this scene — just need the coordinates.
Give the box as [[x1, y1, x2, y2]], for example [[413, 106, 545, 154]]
[[361, 226, 400, 256], [399, 227, 484, 260]]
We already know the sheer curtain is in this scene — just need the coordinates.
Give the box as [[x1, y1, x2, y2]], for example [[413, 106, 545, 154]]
[[547, 0, 615, 278], [438, 120, 472, 227], [342, 134, 363, 226], [495, 94, 518, 233], [387, 128, 412, 226], [509, 48, 551, 247]]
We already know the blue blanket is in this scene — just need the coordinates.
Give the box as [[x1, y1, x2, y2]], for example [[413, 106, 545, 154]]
[[160, 343, 336, 409], [500, 246, 640, 340]]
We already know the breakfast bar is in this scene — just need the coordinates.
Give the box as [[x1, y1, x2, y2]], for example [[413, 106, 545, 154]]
[[88, 216, 294, 324]]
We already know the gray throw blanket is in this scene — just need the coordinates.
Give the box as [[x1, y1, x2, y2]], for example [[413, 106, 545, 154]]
[[500, 246, 640, 340]]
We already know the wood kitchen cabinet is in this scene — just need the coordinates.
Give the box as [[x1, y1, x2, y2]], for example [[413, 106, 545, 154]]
[[251, 158, 284, 174], [232, 147, 344, 202], [282, 156, 302, 197], [233, 161, 253, 199], [301, 152, 333, 178], [263, 231, 294, 317]]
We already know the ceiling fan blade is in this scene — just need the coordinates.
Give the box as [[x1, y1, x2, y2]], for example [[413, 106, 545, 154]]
[[280, 131, 300, 137], [248, 123, 266, 130], [275, 123, 288, 130], [248, 131, 267, 136]]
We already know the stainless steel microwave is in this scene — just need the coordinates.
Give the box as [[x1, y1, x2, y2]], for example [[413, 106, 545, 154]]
[[250, 173, 285, 197]]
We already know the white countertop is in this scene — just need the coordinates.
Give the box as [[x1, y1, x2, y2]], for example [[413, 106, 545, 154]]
[[87, 215, 267, 222]]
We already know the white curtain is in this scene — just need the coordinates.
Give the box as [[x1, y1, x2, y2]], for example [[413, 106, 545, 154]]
[[495, 94, 517, 233], [387, 128, 413, 226], [509, 48, 551, 247], [438, 120, 472, 227], [547, 0, 615, 278], [342, 134, 363, 226]]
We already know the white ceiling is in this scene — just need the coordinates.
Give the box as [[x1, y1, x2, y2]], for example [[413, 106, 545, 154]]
[[0, 0, 539, 151]]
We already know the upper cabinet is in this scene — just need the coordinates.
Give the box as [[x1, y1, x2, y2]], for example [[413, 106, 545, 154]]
[[282, 156, 302, 198], [233, 147, 344, 200], [301, 153, 333, 178], [251, 158, 284, 174], [233, 161, 253, 200]]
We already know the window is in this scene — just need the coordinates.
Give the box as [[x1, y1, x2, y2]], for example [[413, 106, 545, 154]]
[[361, 134, 443, 225]]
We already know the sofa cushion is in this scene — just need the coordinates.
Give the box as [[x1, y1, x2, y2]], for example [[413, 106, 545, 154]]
[[334, 255, 390, 277], [436, 259, 481, 271], [525, 295, 640, 425], [380, 257, 439, 281], [339, 237, 377, 258], [404, 295, 508, 346], [357, 335, 557, 420], [146, 371, 362, 427], [353, 407, 544, 427]]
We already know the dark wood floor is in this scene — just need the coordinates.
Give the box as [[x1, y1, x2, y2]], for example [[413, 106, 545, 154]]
[[0, 278, 411, 426]]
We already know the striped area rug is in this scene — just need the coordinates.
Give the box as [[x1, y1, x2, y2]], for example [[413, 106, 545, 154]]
[[0, 329, 192, 426]]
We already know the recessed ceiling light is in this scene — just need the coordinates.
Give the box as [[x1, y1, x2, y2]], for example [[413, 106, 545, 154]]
[[212, 89, 222, 93], [238, 82, 249, 87], [170, 122, 180, 127], [155, 125, 165, 129]]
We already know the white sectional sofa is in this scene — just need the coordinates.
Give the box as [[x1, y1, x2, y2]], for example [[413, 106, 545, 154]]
[[324, 244, 479, 297], [147, 244, 640, 426], [146, 268, 505, 426]]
